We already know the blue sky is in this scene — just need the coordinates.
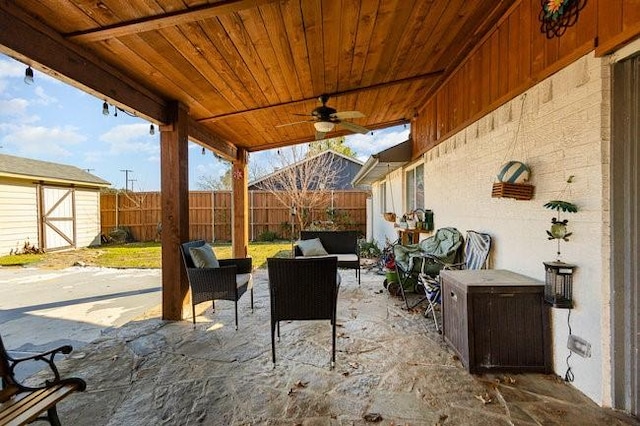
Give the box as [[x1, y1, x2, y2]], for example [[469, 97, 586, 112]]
[[0, 55, 409, 191]]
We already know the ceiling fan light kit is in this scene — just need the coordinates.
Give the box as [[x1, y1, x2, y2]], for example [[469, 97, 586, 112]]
[[314, 121, 335, 133]]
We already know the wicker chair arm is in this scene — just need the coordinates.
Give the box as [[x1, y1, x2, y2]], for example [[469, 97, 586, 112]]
[[219, 257, 252, 274]]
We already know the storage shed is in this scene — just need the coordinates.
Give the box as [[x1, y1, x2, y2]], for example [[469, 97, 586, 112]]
[[0, 153, 111, 254]]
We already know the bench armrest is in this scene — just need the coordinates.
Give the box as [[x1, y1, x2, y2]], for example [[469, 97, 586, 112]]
[[6, 345, 79, 391]]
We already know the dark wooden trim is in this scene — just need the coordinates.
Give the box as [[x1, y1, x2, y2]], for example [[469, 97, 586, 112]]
[[595, 23, 640, 57], [187, 118, 238, 161], [160, 102, 191, 321], [65, 0, 278, 43]]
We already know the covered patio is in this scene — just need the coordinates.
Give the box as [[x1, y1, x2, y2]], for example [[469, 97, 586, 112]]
[[1, 0, 639, 421]]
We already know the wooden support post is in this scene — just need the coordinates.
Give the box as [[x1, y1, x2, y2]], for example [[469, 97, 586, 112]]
[[160, 102, 190, 320], [232, 148, 249, 258]]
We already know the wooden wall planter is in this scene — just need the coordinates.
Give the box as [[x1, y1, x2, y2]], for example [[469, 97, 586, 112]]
[[491, 182, 535, 200]]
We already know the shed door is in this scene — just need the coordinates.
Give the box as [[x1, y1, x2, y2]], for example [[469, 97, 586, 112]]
[[39, 186, 76, 251], [611, 53, 639, 417]]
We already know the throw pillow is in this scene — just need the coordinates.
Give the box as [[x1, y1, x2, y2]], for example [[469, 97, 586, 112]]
[[296, 238, 329, 256], [189, 244, 220, 268]]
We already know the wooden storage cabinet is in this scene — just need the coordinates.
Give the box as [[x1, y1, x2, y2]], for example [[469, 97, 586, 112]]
[[440, 269, 550, 374]]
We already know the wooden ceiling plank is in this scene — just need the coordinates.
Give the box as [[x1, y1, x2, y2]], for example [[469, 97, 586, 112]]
[[216, 12, 281, 104], [237, 6, 293, 103], [178, 21, 257, 110], [65, 0, 279, 42], [400, 0, 449, 77], [19, 0, 100, 33], [258, 2, 304, 100], [382, 0, 439, 81], [280, 0, 315, 99], [336, 0, 361, 92], [0, 1, 168, 123], [197, 18, 270, 107], [321, 0, 342, 94], [301, 0, 325, 95], [349, 0, 380, 88], [133, 30, 227, 112], [365, 0, 416, 86], [197, 70, 442, 123]]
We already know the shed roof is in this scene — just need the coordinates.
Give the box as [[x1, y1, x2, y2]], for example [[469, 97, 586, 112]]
[[0, 153, 111, 187], [351, 139, 412, 187]]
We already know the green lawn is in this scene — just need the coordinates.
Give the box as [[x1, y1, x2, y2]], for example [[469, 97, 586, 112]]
[[0, 241, 293, 269]]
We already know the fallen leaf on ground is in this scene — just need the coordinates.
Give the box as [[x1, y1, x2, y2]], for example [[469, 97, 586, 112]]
[[363, 412, 383, 422], [475, 393, 493, 404], [348, 362, 359, 369], [111, 355, 119, 361], [293, 380, 308, 388], [341, 371, 350, 377]]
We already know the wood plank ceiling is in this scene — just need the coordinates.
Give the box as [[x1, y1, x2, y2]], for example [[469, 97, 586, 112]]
[[1, 0, 513, 154]]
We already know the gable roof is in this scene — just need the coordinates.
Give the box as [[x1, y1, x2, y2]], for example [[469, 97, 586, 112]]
[[0, 153, 111, 187], [249, 149, 363, 188]]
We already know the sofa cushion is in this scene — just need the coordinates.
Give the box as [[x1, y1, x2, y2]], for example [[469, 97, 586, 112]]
[[296, 238, 329, 256], [335, 254, 358, 262], [189, 244, 220, 268]]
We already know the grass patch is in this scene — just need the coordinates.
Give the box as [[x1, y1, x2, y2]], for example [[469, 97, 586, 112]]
[[0, 241, 293, 269]]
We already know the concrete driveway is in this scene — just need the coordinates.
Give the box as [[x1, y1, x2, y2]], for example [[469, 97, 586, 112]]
[[0, 266, 161, 378]]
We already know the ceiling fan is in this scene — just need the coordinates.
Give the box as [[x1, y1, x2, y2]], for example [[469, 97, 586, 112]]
[[276, 94, 370, 139]]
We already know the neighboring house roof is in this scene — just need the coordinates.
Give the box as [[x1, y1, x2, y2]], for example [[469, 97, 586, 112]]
[[0, 153, 111, 187], [351, 139, 413, 187], [249, 149, 364, 190]]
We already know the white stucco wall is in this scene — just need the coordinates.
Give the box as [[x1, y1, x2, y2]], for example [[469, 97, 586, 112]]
[[371, 168, 405, 249], [420, 52, 609, 404], [0, 178, 39, 255]]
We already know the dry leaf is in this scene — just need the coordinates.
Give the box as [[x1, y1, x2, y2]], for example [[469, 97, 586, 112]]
[[474, 393, 492, 404], [349, 362, 359, 369], [293, 380, 308, 388], [363, 412, 383, 422], [503, 375, 516, 384], [341, 371, 350, 377], [111, 355, 119, 361]]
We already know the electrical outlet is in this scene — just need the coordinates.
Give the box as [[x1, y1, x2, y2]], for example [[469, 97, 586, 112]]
[[567, 334, 592, 358]]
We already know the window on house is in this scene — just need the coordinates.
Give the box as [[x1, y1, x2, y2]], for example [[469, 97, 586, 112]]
[[405, 164, 424, 212], [380, 181, 387, 214]]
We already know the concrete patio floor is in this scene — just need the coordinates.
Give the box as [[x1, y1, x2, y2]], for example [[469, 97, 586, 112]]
[[43, 268, 638, 425]]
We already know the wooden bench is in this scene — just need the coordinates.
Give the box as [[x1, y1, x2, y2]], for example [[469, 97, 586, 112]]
[[1, 336, 85, 426], [295, 230, 361, 285]]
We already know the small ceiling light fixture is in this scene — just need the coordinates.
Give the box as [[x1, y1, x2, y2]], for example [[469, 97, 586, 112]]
[[149, 124, 155, 135], [313, 120, 334, 133], [201, 147, 206, 155], [102, 101, 110, 116], [24, 66, 34, 85]]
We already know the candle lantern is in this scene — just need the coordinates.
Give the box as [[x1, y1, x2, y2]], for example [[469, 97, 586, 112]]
[[543, 261, 576, 308]]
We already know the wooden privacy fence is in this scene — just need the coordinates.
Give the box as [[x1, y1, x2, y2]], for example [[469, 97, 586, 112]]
[[100, 190, 368, 242]]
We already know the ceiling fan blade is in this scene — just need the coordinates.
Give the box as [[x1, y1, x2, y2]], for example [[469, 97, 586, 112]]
[[275, 120, 312, 128], [338, 120, 370, 134], [332, 111, 365, 120]]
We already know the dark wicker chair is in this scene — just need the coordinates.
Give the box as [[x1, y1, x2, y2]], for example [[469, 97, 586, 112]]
[[267, 257, 340, 368], [180, 240, 253, 329]]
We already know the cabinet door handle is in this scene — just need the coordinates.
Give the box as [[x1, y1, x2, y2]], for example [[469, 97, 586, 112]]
[[450, 291, 457, 302]]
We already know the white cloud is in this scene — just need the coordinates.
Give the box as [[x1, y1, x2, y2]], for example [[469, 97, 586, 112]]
[[0, 59, 23, 79], [100, 123, 158, 155], [0, 98, 29, 116], [33, 86, 57, 106], [346, 126, 410, 160], [1, 124, 86, 157]]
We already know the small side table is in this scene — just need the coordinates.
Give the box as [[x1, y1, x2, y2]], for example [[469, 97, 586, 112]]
[[397, 228, 431, 245]]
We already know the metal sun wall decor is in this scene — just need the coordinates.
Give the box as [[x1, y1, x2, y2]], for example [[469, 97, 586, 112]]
[[539, 0, 587, 39]]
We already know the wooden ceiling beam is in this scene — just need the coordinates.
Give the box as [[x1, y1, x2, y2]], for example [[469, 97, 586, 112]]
[[187, 118, 238, 161], [0, 1, 168, 124], [197, 70, 444, 124], [248, 118, 411, 152], [65, 0, 278, 43]]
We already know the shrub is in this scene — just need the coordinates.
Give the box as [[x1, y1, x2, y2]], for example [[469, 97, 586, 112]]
[[257, 230, 279, 242], [358, 239, 381, 259]]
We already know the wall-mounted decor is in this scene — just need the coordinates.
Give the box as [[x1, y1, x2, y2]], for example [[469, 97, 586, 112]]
[[544, 176, 578, 260], [539, 0, 587, 39]]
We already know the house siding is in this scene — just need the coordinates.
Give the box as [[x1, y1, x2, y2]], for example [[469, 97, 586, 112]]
[[0, 178, 39, 255], [421, 52, 609, 404]]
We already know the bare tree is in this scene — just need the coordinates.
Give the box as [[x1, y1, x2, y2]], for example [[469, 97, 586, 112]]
[[256, 145, 344, 231]]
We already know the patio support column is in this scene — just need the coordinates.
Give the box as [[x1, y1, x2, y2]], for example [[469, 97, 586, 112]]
[[160, 101, 190, 320], [232, 148, 249, 258]]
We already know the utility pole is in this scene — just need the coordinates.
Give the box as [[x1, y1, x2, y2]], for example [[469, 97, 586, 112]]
[[120, 169, 133, 191], [85, 168, 95, 173], [129, 179, 137, 192]]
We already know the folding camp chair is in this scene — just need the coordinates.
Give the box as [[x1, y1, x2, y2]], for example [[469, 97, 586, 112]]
[[420, 230, 492, 332], [393, 227, 463, 310]]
